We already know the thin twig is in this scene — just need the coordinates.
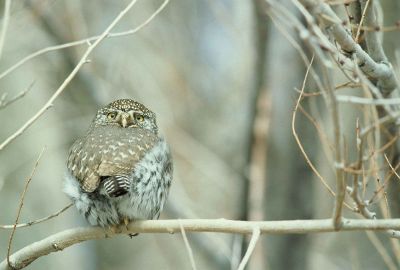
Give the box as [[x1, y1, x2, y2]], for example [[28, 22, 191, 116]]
[[384, 154, 400, 182], [336, 95, 400, 105], [179, 220, 197, 270], [237, 227, 261, 270], [0, 81, 34, 110], [355, 0, 371, 43], [0, 203, 73, 229], [0, 0, 11, 61], [312, 34, 346, 230], [0, 0, 169, 81], [360, 111, 400, 138], [0, 0, 147, 151], [292, 56, 338, 200], [7, 147, 46, 268]]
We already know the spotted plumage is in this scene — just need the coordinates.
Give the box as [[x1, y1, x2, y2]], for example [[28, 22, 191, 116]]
[[64, 99, 173, 227]]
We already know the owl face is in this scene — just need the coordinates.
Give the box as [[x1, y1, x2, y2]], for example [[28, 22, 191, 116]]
[[92, 99, 158, 134]]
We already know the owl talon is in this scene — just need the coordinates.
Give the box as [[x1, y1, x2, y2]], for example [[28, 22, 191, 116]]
[[123, 217, 139, 238], [128, 233, 139, 238], [123, 217, 130, 228], [109, 225, 120, 234]]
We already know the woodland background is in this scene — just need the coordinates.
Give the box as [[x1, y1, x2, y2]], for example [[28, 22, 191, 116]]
[[1, 0, 400, 269]]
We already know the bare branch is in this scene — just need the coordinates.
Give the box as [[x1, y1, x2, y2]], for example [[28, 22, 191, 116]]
[[354, 0, 371, 43], [0, 0, 11, 61], [0, 203, 73, 229], [292, 55, 348, 206], [0, 81, 34, 110], [179, 220, 197, 270], [336, 95, 400, 105], [360, 0, 387, 62], [296, 0, 399, 94], [4, 218, 400, 269], [237, 227, 260, 270], [7, 147, 46, 268]]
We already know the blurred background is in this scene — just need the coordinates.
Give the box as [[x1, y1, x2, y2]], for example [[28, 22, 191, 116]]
[[0, 0, 400, 269]]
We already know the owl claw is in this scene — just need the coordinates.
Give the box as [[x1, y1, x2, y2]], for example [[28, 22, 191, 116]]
[[129, 233, 139, 238], [109, 225, 120, 234], [123, 217, 130, 229], [123, 217, 139, 238]]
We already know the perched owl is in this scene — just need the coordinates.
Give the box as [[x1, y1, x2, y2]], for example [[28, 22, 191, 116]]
[[64, 99, 173, 227]]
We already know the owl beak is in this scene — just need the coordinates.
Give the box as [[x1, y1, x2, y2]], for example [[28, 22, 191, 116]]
[[119, 113, 132, 128]]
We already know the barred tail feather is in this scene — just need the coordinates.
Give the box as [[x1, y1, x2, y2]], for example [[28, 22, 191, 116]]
[[101, 175, 130, 197]]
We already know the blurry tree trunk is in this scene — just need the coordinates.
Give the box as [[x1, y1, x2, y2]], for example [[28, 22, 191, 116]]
[[262, 7, 314, 270]]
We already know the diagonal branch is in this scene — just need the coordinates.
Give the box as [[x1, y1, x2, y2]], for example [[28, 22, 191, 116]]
[[0, 0, 169, 151], [0, 203, 72, 229], [237, 227, 260, 270], [7, 148, 46, 268], [0, 0, 169, 81]]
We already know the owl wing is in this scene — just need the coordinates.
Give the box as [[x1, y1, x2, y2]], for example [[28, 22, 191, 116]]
[[67, 126, 158, 193]]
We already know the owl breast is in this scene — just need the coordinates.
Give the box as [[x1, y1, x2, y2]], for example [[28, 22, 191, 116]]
[[116, 138, 173, 220]]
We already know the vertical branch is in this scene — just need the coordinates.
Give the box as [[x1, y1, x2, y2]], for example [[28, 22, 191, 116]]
[[355, 0, 371, 43], [237, 0, 268, 268], [7, 147, 46, 268], [322, 63, 345, 229], [179, 220, 197, 270], [237, 227, 261, 270], [0, 0, 11, 61], [346, 0, 362, 38], [360, 0, 387, 63]]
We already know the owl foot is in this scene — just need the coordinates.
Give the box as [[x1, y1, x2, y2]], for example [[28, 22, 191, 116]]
[[123, 217, 138, 238], [108, 225, 121, 235]]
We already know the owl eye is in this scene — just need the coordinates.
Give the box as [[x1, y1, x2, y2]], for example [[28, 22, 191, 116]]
[[107, 112, 117, 119], [135, 114, 144, 122]]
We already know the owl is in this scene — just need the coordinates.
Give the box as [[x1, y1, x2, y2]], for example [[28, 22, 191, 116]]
[[63, 99, 173, 228]]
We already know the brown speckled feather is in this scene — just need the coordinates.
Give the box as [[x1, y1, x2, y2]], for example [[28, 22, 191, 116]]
[[67, 125, 158, 192]]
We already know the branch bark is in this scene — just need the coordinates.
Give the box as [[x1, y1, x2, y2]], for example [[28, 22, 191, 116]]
[[296, 0, 399, 95], [3, 218, 400, 269]]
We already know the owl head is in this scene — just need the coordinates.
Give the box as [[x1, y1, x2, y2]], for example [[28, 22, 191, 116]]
[[91, 99, 158, 134]]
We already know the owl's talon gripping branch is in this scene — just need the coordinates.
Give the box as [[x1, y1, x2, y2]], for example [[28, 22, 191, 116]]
[[123, 217, 138, 238], [63, 99, 173, 229]]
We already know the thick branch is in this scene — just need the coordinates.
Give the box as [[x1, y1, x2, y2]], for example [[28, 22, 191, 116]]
[[298, 0, 399, 95], [360, 0, 387, 63], [3, 218, 400, 269]]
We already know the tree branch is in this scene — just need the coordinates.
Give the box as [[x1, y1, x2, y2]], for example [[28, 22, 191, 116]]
[[0, 204, 72, 229], [7, 148, 46, 268], [4, 218, 400, 269], [179, 220, 197, 270], [0, 0, 11, 61], [237, 227, 260, 270], [296, 0, 399, 95]]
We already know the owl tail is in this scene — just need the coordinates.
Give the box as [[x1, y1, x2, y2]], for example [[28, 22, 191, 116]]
[[100, 175, 130, 197]]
